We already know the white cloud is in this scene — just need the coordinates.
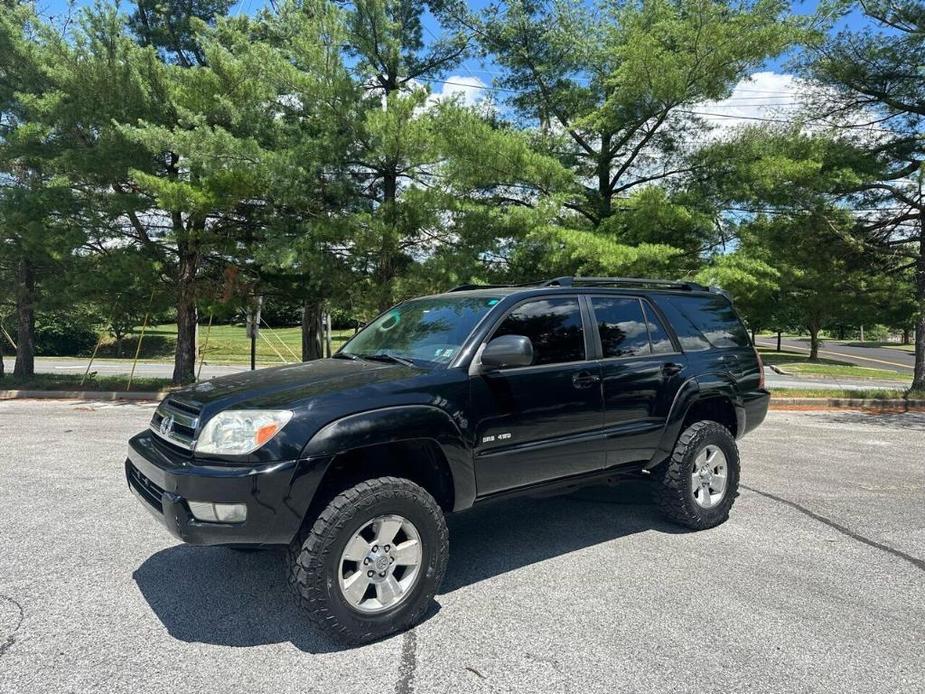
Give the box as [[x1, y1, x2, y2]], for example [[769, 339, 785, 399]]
[[695, 71, 808, 137], [426, 75, 487, 108]]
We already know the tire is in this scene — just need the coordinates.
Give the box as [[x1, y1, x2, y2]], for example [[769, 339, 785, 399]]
[[652, 421, 740, 530], [286, 476, 449, 644]]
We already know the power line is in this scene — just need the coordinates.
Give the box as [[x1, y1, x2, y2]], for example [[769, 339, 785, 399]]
[[424, 78, 901, 132]]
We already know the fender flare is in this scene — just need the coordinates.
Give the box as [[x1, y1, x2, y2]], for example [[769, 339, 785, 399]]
[[300, 405, 475, 511], [649, 372, 743, 467]]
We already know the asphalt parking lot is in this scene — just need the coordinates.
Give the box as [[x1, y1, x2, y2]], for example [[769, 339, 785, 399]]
[[1, 402, 923, 693]]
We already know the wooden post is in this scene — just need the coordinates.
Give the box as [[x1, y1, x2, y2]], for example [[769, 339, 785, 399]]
[[196, 312, 214, 381], [81, 332, 105, 387], [126, 292, 155, 392]]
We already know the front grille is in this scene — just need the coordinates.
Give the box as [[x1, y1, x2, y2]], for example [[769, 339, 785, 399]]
[[150, 398, 201, 450], [127, 463, 165, 513]]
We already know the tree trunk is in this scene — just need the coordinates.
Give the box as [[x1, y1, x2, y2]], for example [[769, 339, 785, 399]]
[[902, 327, 911, 345], [13, 258, 35, 377], [808, 324, 820, 362], [325, 311, 333, 357], [912, 219, 925, 390], [597, 134, 612, 223], [172, 245, 198, 385], [301, 300, 323, 361], [376, 166, 399, 312], [0, 331, 4, 380], [776, 331, 782, 352]]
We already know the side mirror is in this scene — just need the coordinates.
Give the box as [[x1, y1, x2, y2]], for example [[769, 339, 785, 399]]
[[480, 335, 534, 370]]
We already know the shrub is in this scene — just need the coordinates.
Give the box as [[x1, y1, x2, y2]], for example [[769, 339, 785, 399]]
[[35, 311, 101, 356]]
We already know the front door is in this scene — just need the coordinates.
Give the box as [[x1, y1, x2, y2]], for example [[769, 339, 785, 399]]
[[470, 297, 605, 495], [588, 295, 687, 467]]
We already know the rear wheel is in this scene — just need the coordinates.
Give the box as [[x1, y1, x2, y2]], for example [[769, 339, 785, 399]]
[[287, 477, 448, 643], [652, 421, 740, 530]]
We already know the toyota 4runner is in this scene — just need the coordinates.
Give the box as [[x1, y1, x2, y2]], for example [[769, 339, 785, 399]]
[[125, 276, 769, 643]]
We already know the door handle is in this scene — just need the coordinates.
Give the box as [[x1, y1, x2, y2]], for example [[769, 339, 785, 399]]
[[572, 371, 601, 389], [662, 362, 685, 377]]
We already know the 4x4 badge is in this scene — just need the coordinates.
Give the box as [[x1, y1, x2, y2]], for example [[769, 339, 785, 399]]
[[159, 415, 174, 436]]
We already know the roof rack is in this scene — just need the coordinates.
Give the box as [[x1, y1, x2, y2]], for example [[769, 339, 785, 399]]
[[447, 282, 520, 292], [542, 276, 708, 291], [448, 276, 709, 292]]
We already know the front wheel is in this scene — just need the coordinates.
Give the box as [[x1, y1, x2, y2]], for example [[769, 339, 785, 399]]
[[286, 477, 448, 644], [652, 421, 740, 530]]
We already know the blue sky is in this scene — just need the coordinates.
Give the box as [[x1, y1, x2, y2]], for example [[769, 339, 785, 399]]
[[31, 0, 878, 117]]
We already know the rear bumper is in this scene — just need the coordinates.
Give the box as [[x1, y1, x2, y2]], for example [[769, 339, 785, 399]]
[[125, 431, 330, 546], [739, 389, 770, 438]]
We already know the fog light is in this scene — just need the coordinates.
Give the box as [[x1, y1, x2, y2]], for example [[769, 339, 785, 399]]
[[188, 501, 247, 523]]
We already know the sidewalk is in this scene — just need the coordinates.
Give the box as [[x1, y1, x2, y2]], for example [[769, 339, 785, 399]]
[[1, 356, 264, 380], [764, 368, 909, 391]]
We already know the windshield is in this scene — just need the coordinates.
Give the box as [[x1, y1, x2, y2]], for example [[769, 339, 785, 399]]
[[339, 296, 501, 367]]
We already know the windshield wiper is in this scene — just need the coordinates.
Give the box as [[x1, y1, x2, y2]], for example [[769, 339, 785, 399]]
[[332, 352, 360, 361], [358, 353, 415, 367]]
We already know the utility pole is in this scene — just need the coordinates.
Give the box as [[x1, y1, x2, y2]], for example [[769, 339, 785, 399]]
[[246, 296, 263, 371]]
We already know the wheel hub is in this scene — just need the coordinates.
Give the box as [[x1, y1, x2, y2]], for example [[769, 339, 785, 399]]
[[372, 552, 391, 574], [338, 514, 423, 613], [691, 444, 728, 509]]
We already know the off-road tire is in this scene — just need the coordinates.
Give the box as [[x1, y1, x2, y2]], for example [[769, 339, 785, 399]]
[[652, 421, 740, 530], [286, 476, 448, 644]]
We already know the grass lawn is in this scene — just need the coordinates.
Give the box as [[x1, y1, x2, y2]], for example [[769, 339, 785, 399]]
[[101, 323, 356, 365], [758, 347, 905, 380], [0, 373, 173, 392]]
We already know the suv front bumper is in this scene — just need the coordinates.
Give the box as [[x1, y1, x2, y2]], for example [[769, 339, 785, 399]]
[[125, 431, 329, 546]]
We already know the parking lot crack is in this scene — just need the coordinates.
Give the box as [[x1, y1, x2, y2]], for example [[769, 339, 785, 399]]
[[394, 629, 417, 694], [741, 484, 925, 573], [0, 594, 24, 658]]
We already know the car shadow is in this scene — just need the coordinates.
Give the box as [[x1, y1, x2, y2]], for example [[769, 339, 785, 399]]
[[133, 480, 683, 652], [441, 479, 684, 592]]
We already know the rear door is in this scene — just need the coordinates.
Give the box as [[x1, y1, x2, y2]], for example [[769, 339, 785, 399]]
[[588, 295, 688, 467], [470, 296, 604, 495], [655, 293, 761, 391]]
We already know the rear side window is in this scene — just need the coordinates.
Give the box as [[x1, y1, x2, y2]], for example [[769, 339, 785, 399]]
[[665, 295, 750, 349], [642, 302, 674, 354], [592, 297, 650, 358], [493, 298, 585, 365]]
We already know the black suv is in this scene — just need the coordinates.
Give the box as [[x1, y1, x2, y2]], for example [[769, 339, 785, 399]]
[[126, 277, 768, 642]]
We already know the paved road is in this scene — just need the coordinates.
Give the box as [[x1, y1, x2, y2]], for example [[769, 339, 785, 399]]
[[755, 336, 915, 375], [1, 402, 923, 693], [1, 356, 264, 381]]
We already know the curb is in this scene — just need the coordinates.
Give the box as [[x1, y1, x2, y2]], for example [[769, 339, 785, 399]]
[[0, 390, 167, 401], [770, 397, 925, 412]]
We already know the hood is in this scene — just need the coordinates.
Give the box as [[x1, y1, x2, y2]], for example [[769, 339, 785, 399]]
[[169, 358, 423, 414]]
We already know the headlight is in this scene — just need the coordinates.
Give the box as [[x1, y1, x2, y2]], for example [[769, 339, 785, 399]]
[[195, 409, 293, 455]]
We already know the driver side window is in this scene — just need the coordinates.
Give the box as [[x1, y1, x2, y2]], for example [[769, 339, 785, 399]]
[[492, 298, 585, 366]]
